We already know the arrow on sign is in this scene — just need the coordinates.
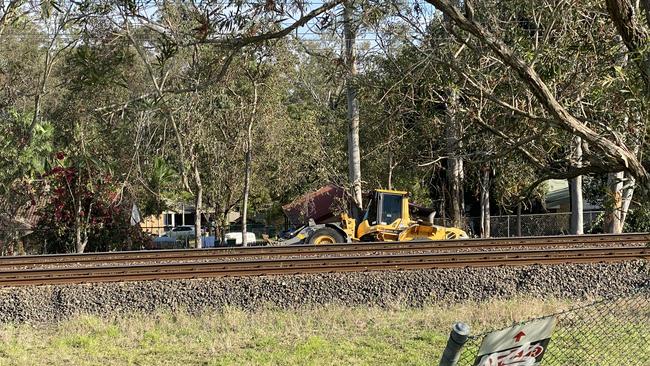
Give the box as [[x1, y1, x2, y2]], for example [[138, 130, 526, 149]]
[[513, 331, 526, 342]]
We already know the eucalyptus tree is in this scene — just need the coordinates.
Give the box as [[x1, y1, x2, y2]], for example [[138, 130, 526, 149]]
[[394, 0, 648, 234], [425, 0, 647, 178], [362, 0, 484, 226], [78, 0, 345, 246]]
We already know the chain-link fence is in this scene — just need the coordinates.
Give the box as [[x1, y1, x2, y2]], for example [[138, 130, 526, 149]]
[[452, 286, 650, 365], [435, 211, 604, 238], [0, 211, 612, 254]]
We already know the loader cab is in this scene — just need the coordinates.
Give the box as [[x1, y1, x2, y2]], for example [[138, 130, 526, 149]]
[[357, 190, 410, 240]]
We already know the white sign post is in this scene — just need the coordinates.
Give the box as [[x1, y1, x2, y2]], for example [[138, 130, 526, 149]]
[[474, 316, 556, 366]]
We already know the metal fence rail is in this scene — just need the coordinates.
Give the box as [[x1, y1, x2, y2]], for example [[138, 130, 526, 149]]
[[452, 286, 650, 366], [0, 211, 617, 255], [435, 211, 605, 238]]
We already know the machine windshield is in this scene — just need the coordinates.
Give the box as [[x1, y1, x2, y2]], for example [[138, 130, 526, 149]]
[[380, 194, 402, 224], [364, 198, 378, 225]]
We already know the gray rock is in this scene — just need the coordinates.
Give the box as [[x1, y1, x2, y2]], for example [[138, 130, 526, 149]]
[[0, 261, 647, 323]]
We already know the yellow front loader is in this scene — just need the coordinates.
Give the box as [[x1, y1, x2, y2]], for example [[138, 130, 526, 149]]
[[283, 189, 468, 245]]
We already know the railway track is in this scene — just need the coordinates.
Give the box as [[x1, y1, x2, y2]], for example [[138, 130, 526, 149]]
[[0, 246, 647, 287], [0, 233, 647, 287], [0, 233, 647, 268]]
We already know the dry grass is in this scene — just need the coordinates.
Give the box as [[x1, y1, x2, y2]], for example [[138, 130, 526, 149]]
[[0, 297, 593, 366]]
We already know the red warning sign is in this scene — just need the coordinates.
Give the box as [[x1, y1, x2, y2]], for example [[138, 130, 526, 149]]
[[474, 338, 550, 366], [474, 317, 556, 366]]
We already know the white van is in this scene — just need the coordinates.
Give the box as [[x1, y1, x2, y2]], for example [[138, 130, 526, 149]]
[[224, 232, 257, 245]]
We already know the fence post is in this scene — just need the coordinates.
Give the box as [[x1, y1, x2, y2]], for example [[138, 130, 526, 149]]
[[439, 322, 471, 366]]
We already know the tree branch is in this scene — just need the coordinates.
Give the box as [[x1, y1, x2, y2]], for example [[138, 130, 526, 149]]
[[425, 0, 648, 183], [188, 0, 343, 47], [0, 0, 24, 39], [472, 114, 546, 169], [606, 0, 650, 95]]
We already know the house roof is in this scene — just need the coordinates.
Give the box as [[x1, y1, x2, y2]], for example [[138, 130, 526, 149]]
[[543, 179, 600, 211], [0, 194, 47, 233], [544, 180, 569, 209]]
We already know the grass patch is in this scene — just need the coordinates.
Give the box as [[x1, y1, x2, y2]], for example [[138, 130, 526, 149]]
[[0, 297, 644, 365]]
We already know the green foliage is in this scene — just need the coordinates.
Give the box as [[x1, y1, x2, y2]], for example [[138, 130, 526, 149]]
[[0, 111, 54, 225], [0, 110, 53, 184], [1, 0, 649, 249], [623, 206, 650, 233], [139, 157, 179, 217]]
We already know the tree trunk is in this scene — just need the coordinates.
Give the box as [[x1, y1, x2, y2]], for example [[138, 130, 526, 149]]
[[516, 202, 522, 237], [387, 150, 393, 190], [569, 176, 583, 234], [604, 171, 625, 233], [603, 169, 635, 234], [194, 164, 203, 248], [241, 83, 258, 247], [242, 134, 252, 247], [569, 136, 583, 235], [220, 208, 229, 245], [599, 109, 639, 233], [479, 165, 490, 238], [445, 88, 464, 228], [606, 0, 650, 96], [213, 202, 221, 245], [220, 191, 233, 246], [620, 137, 641, 229], [344, 0, 363, 215], [621, 172, 635, 225], [75, 218, 87, 253], [75, 196, 88, 253], [442, 5, 464, 229]]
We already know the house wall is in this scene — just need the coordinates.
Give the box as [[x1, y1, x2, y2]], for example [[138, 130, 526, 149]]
[[141, 214, 166, 236], [142, 210, 211, 236]]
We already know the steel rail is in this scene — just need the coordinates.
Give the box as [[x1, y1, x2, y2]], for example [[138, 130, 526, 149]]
[[0, 246, 647, 287], [0, 233, 647, 269]]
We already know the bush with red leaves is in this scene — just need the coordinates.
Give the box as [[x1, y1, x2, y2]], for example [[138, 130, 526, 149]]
[[33, 160, 151, 253]]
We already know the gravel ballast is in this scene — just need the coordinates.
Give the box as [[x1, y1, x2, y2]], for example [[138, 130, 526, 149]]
[[0, 261, 647, 323]]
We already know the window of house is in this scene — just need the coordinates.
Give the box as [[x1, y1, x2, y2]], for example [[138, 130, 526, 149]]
[[164, 213, 173, 226]]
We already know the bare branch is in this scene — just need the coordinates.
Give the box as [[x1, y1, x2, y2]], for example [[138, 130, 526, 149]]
[[472, 114, 546, 169], [418, 156, 446, 167], [441, 59, 553, 123]]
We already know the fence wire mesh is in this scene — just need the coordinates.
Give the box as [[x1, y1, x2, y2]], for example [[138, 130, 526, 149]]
[[454, 286, 650, 366], [435, 211, 604, 238]]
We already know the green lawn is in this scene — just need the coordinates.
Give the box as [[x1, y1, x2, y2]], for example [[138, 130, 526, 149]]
[[0, 297, 644, 366]]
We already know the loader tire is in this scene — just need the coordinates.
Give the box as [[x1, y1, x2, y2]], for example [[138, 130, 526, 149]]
[[308, 227, 345, 245]]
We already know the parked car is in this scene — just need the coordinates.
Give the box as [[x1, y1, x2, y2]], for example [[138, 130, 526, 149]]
[[224, 232, 257, 246]]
